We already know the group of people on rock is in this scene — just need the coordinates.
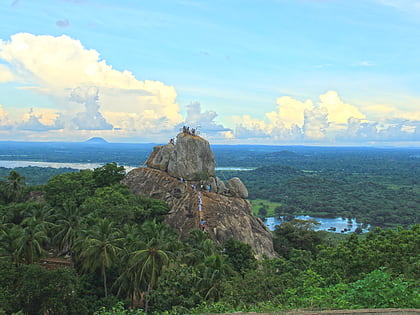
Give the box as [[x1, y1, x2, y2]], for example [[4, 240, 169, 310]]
[[190, 183, 211, 192], [198, 192, 202, 212], [182, 125, 197, 136], [179, 177, 209, 231], [198, 193, 205, 231]]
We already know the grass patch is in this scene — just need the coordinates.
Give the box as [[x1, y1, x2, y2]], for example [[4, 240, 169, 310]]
[[250, 199, 282, 217]]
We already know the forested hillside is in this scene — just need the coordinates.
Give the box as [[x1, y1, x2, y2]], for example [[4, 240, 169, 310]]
[[0, 163, 419, 314]]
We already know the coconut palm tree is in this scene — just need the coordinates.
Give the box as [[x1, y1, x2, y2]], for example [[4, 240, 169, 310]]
[[122, 236, 170, 312], [2, 170, 26, 203], [16, 219, 49, 264], [183, 229, 218, 265], [116, 220, 176, 310], [0, 223, 24, 264], [198, 253, 233, 301], [53, 203, 86, 255], [21, 203, 55, 231], [79, 218, 123, 297]]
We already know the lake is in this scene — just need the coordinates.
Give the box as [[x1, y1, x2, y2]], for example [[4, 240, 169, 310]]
[[264, 215, 370, 233]]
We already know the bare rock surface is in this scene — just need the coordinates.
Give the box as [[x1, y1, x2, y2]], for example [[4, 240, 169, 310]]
[[167, 132, 215, 180], [122, 167, 276, 258], [226, 177, 249, 198], [210, 176, 226, 194], [146, 144, 175, 171], [147, 132, 215, 181]]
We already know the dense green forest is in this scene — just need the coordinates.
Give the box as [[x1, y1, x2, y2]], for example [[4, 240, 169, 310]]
[[0, 164, 419, 314], [0, 166, 78, 186], [217, 149, 420, 227]]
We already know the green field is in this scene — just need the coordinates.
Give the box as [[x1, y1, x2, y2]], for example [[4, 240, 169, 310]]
[[250, 199, 282, 217]]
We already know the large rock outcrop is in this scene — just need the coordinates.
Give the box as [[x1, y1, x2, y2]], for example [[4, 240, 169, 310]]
[[147, 132, 215, 181], [124, 131, 276, 258]]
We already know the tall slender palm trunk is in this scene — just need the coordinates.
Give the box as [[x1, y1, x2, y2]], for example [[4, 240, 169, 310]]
[[144, 282, 152, 313], [103, 266, 108, 297]]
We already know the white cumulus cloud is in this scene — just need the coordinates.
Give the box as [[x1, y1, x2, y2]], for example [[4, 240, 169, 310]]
[[232, 91, 420, 143], [180, 101, 231, 136], [0, 104, 13, 130], [70, 86, 113, 130], [318, 90, 365, 126], [0, 32, 183, 138]]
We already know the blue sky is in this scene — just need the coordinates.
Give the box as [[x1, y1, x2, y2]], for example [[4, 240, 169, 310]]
[[0, 0, 419, 145]]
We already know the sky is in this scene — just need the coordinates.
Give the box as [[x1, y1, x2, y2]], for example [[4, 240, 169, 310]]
[[0, 0, 419, 145]]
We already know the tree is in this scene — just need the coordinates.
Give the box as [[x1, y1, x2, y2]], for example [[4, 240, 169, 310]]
[[53, 203, 86, 255], [44, 170, 95, 208], [131, 244, 170, 312], [1, 170, 26, 203], [223, 238, 256, 275], [313, 225, 420, 284], [79, 218, 123, 297], [116, 221, 175, 310], [183, 229, 218, 265], [16, 219, 49, 264], [197, 253, 233, 301], [93, 162, 126, 187], [17, 264, 86, 314], [150, 264, 203, 312], [273, 219, 326, 257], [0, 224, 23, 265], [21, 202, 55, 233], [0, 261, 19, 313], [345, 269, 420, 308], [258, 205, 268, 217]]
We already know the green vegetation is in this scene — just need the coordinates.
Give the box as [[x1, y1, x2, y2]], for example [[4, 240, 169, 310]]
[[0, 166, 78, 186], [193, 171, 211, 181], [0, 146, 419, 314], [218, 149, 419, 227], [250, 199, 282, 217]]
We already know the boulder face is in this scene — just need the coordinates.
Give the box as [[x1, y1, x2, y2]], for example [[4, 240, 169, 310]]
[[226, 177, 249, 199], [124, 131, 276, 259], [168, 132, 215, 180], [147, 133, 215, 181], [146, 144, 175, 171], [122, 168, 276, 259]]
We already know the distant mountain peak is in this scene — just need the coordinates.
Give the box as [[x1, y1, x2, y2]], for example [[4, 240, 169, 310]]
[[84, 137, 108, 144]]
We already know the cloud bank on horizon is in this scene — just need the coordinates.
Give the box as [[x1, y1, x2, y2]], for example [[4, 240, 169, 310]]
[[0, 0, 420, 145]]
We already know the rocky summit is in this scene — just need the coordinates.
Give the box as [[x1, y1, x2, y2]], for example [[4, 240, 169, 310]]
[[146, 131, 215, 181], [122, 131, 276, 258]]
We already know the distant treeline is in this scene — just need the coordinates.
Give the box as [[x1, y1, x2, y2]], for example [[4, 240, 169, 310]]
[[0, 166, 78, 186]]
